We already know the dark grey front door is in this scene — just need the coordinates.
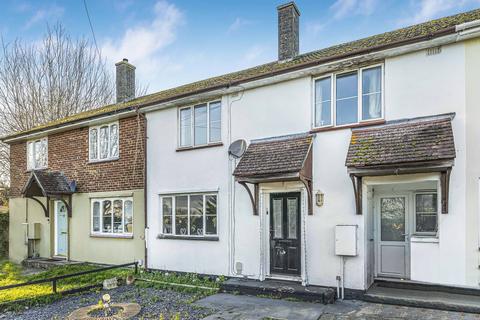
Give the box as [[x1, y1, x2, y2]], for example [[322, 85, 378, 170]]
[[270, 192, 301, 276]]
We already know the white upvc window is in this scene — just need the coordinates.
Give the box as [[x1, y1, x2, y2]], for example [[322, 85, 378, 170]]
[[27, 137, 48, 170], [89, 122, 119, 162], [91, 197, 133, 236], [179, 101, 221, 148], [160, 193, 218, 237], [414, 192, 438, 235], [314, 64, 384, 128]]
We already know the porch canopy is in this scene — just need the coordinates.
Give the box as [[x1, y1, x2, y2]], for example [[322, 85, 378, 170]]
[[345, 113, 456, 215], [233, 133, 313, 215], [22, 170, 75, 217]]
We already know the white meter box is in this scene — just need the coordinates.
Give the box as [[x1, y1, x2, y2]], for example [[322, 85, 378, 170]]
[[335, 225, 357, 256]]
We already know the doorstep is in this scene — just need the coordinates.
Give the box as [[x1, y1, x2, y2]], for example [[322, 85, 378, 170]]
[[220, 278, 336, 304], [22, 257, 83, 270], [363, 280, 480, 314]]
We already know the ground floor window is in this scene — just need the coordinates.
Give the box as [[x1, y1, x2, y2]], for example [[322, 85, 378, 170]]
[[91, 197, 133, 236], [414, 192, 438, 235], [160, 193, 217, 237]]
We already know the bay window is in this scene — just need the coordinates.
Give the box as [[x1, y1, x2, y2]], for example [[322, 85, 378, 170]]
[[314, 65, 383, 128], [161, 193, 218, 237], [91, 197, 133, 236], [27, 138, 48, 170], [179, 101, 221, 148], [89, 122, 119, 162]]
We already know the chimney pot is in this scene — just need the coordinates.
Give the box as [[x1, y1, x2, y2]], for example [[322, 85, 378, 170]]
[[277, 1, 300, 61], [115, 59, 136, 103]]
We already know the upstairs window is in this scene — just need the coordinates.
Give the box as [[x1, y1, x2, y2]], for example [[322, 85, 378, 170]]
[[89, 122, 119, 162], [314, 65, 383, 128], [91, 197, 133, 236], [179, 101, 221, 148], [27, 138, 48, 170]]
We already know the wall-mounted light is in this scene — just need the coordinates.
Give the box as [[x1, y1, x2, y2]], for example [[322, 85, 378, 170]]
[[316, 191, 325, 207]]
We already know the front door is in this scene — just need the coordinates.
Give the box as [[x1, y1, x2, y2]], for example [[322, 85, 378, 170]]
[[270, 192, 301, 276], [54, 201, 68, 258], [376, 196, 409, 278]]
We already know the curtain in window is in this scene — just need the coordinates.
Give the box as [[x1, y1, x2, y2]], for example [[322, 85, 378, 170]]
[[124, 200, 133, 233], [110, 124, 119, 158], [205, 195, 217, 235], [27, 142, 34, 169], [92, 201, 100, 232], [90, 129, 98, 160], [99, 126, 109, 159], [162, 198, 173, 234], [362, 67, 382, 120]]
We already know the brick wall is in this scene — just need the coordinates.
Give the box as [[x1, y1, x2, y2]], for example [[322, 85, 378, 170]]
[[9, 116, 145, 197]]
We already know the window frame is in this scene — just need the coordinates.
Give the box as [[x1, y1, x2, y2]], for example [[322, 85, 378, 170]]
[[88, 121, 119, 163], [178, 100, 222, 148], [90, 197, 134, 238], [159, 192, 218, 239], [413, 191, 438, 236], [312, 64, 384, 129], [26, 137, 48, 170]]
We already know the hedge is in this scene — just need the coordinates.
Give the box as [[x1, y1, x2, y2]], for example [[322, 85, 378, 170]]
[[0, 213, 8, 259]]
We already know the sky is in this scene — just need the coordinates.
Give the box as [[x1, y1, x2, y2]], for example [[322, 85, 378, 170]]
[[0, 0, 479, 94]]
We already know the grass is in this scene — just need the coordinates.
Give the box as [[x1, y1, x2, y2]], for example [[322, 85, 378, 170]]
[[0, 261, 133, 311]]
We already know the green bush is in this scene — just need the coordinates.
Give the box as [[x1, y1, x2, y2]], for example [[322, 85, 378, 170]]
[[0, 213, 8, 259]]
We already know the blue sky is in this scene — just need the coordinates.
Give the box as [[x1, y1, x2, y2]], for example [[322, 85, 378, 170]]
[[1, 0, 479, 94]]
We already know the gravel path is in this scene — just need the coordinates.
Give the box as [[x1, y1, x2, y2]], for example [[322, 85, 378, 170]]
[[0, 285, 215, 320]]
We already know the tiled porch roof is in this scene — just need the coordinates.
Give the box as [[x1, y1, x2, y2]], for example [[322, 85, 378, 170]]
[[22, 170, 74, 197], [345, 114, 456, 168]]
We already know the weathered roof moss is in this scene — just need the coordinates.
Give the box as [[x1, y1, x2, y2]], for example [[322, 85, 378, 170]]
[[4, 8, 480, 141]]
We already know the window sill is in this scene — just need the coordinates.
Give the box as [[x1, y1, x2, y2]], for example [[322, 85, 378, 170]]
[[90, 233, 133, 239], [410, 236, 439, 243], [310, 119, 385, 133], [176, 142, 223, 152], [157, 234, 219, 241], [88, 157, 120, 165]]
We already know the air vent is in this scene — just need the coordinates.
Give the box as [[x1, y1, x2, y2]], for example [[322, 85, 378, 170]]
[[426, 46, 442, 56]]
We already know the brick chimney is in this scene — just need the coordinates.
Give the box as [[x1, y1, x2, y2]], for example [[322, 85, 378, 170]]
[[277, 2, 300, 61], [115, 58, 136, 103]]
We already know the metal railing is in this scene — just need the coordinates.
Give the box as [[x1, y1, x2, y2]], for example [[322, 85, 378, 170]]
[[0, 261, 138, 294]]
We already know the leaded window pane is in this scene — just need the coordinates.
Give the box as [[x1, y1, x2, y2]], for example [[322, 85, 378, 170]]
[[209, 102, 221, 142], [205, 195, 217, 235], [90, 129, 98, 160], [102, 200, 112, 233], [194, 104, 208, 145], [110, 124, 119, 158], [180, 108, 191, 147], [362, 67, 382, 120], [315, 77, 332, 127], [99, 126, 109, 159], [175, 196, 188, 235], [162, 197, 173, 234], [92, 201, 100, 232], [336, 72, 358, 125], [113, 199, 123, 233]]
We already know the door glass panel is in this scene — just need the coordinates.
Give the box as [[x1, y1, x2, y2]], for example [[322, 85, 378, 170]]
[[287, 198, 298, 239], [273, 199, 283, 239], [380, 197, 405, 241]]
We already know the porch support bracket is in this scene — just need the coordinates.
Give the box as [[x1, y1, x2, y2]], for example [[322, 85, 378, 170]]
[[299, 175, 313, 215], [441, 168, 451, 214], [350, 174, 362, 215], [238, 181, 259, 215], [26, 196, 49, 217], [51, 195, 73, 218]]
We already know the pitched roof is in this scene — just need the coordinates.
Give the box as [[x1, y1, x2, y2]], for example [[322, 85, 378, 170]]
[[3, 8, 480, 141], [345, 114, 456, 168], [22, 170, 74, 196], [233, 133, 313, 179]]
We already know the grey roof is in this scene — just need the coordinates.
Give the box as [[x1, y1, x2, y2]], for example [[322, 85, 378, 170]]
[[233, 133, 313, 178], [3, 8, 480, 141], [22, 170, 74, 196], [345, 114, 456, 168]]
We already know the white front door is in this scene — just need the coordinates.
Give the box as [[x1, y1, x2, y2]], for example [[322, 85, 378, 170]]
[[54, 201, 68, 257], [376, 195, 409, 279]]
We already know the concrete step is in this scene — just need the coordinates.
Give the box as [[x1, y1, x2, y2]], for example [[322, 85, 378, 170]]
[[220, 278, 336, 304], [364, 284, 480, 314]]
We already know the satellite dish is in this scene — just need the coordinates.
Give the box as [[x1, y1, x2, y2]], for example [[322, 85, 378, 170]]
[[228, 139, 247, 158]]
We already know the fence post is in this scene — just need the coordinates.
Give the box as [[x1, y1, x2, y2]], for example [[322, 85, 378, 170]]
[[52, 279, 57, 294], [134, 262, 138, 274]]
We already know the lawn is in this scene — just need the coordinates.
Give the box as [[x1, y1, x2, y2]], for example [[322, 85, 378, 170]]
[[0, 261, 133, 310]]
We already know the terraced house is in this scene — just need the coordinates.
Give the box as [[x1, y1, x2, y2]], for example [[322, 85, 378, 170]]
[[4, 2, 480, 296]]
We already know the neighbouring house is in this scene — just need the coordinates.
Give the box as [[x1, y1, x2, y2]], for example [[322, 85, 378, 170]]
[[2, 59, 146, 265], [3, 1, 480, 295]]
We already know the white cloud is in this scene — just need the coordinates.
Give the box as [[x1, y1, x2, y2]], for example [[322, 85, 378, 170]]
[[24, 5, 64, 29], [228, 17, 253, 33], [330, 0, 378, 20], [101, 0, 184, 91], [400, 0, 480, 25], [243, 45, 266, 63]]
